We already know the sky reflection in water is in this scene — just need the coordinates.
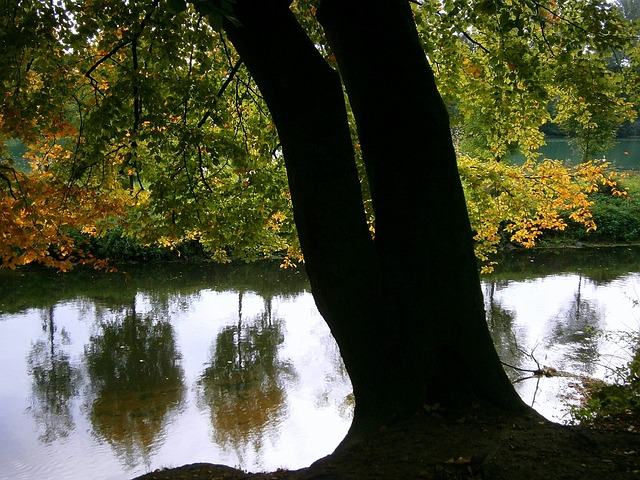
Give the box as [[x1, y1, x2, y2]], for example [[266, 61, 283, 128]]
[[0, 254, 639, 480]]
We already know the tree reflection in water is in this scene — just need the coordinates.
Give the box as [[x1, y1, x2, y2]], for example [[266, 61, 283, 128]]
[[3, 257, 638, 479], [546, 276, 603, 375], [27, 306, 82, 443], [84, 300, 185, 469], [484, 280, 522, 377], [197, 291, 296, 464]]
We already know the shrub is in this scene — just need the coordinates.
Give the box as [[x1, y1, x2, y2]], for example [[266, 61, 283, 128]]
[[587, 193, 640, 242], [570, 336, 640, 431], [69, 227, 208, 263]]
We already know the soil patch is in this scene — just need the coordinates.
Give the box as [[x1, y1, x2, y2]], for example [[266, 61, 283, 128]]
[[132, 406, 640, 480]]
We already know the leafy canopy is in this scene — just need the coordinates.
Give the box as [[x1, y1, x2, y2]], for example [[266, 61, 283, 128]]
[[0, 0, 638, 270]]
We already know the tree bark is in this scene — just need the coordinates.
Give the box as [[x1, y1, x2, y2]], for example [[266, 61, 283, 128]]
[[224, 0, 528, 441], [316, 0, 526, 412]]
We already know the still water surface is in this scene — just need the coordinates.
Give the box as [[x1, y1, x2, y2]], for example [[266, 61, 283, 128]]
[[1, 248, 639, 480], [512, 137, 640, 169]]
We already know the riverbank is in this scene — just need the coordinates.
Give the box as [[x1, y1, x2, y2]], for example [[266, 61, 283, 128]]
[[133, 405, 640, 480]]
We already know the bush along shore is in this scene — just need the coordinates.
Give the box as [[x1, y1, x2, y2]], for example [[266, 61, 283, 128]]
[[62, 172, 640, 268]]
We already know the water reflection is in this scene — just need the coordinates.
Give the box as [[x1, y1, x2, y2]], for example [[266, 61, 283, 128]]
[[483, 267, 639, 417], [484, 280, 521, 374], [545, 276, 603, 374], [196, 292, 295, 462], [27, 306, 82, 443], [84, 300, 185, 468], [1, 253, 639, 480]]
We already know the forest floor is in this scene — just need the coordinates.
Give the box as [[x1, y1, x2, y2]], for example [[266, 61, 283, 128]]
[[133, 404, 640, 480]]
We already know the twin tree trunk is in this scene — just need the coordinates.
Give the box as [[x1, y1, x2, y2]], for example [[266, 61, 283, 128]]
[[224, 0, 528, 439]]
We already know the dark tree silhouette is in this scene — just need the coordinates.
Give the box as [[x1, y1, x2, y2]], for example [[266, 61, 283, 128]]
[[223, 0, 528, 441]]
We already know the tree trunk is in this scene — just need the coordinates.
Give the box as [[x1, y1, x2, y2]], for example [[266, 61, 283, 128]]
[[224, 0, 528, 440], [224, 0, 416, 434], [316, 0, 526, 412]]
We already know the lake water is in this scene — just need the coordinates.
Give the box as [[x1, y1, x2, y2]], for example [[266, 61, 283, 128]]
[[512, 137, 640, 170], [1, 249, 639, 480]]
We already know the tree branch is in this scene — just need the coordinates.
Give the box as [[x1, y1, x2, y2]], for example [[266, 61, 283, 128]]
[[461, 30, 490, 54], [196, 57, 244, 128], [84, 1, 159, 83]]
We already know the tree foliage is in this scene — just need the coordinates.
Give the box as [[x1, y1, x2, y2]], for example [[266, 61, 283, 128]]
[[1, 0, 296, 269], [459, 156, 627, 271], [0, 0, 638, 270], [417, 0, 638, 269], [416, 0, 638, 159]]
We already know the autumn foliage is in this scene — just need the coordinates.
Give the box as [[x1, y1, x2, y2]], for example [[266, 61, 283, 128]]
[[0, 138, 133, 271], [1, 0, 639, 271], [459, 156, 628, 272]]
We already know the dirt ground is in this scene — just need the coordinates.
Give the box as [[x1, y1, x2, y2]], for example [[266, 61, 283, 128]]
[[132, 405, 640, 480]]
